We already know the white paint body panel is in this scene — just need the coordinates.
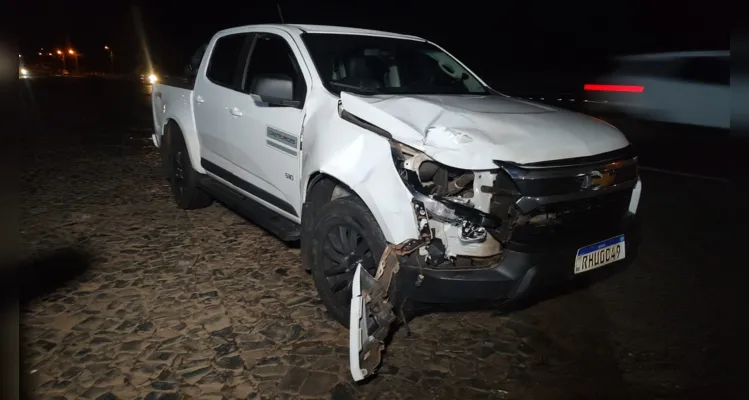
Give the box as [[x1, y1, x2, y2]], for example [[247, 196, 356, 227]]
[[152, 85, 205, 173], [348, 264, 366, 381]]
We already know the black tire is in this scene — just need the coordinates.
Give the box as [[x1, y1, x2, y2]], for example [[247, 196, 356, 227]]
[[166, 129, 213, 210], [307, 196, 387, 326]]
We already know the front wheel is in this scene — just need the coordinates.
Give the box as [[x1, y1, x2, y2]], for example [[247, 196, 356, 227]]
[[306, 196, 388, 326]]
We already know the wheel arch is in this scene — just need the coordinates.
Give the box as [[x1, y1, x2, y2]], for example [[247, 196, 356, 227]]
[[161, 117, 203, 174], [302, 170, 419, 246]]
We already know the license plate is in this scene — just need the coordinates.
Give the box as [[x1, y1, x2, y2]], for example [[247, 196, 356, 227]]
[[574, 235, 626, 274]]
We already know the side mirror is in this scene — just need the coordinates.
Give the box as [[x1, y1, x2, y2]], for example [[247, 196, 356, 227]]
[[250, 73, 299, 107]]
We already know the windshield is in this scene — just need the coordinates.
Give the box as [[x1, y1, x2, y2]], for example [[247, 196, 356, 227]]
[[301, 33, 489, 96]]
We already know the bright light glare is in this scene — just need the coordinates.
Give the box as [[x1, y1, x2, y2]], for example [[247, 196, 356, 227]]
[[20, 68, 29, 76], [68, 49, 74, 55], [148, 74, 158, 84]]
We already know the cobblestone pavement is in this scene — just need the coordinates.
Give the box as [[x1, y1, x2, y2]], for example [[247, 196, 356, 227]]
[[18, 78, 744, 399]]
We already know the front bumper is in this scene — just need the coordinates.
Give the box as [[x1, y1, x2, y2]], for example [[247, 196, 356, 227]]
[[395, 212, 640, 304]]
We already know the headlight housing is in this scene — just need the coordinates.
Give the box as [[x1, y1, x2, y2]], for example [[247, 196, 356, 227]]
[[390, 141, 500, 228]]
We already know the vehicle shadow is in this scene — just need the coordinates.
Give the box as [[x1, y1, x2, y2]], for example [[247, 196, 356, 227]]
[[3, 247, 94, 400], [4, 247, 93, 307], [391, 268, 632, 399]]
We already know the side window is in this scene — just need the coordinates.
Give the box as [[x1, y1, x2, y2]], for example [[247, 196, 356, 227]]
[[206, 33, 249, 89], [243, 34, 306, 102], [678, 57, 729, 85]]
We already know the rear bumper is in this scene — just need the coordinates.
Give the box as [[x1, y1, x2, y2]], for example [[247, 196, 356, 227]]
[[395, 213, 640, 304]]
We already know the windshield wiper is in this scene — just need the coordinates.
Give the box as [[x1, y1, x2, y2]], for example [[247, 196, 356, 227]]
[[329, 81, 379, 95]]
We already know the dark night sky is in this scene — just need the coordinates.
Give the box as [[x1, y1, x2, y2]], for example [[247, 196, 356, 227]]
[[20, 0, 726, 87]]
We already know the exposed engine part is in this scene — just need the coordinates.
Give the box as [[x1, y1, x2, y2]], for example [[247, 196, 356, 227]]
[[392, 141, 503, 262], [459, 220, 487, 244], [411, 200, 433, 242], [434, 220, 501, 258], [447, 172, 474, 195], [425, 238, 447, 266], [393, 142, 475, 200]]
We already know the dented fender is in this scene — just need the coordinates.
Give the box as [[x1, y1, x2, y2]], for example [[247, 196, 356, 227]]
[[301, 95, 420, 244]]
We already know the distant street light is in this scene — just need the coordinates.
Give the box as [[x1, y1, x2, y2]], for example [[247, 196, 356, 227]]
[[68, 49, 79, 74], [104, 45, 114, 73], [56, 50, 67, 71]]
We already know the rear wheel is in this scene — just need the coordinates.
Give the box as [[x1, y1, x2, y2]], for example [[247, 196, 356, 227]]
[[307, 196, 387, 326], [166, 129, 212, 210]]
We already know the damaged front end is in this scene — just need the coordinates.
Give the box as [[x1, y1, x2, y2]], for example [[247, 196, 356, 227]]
[[344, 100, 641, 382], [349, 142, 520, 381]]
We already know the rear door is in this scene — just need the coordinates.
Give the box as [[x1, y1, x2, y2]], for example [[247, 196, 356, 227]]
[[224, 31, 310, 220], [193, 32, 253, 166]]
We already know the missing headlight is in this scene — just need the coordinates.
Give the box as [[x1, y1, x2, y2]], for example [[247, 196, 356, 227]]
[[392, 141, 501, 228], [391, 142, 474, 201]]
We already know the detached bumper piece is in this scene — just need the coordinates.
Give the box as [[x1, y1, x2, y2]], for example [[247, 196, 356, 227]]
[[349, 240, 425, 381]]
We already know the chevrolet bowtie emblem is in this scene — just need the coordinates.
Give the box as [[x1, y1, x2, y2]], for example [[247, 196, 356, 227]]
[[581, 170, 616, 190]]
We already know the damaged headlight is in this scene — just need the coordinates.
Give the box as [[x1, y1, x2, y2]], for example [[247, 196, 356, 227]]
[[390, 142, 473, 199], [391, 141, 501, 229]]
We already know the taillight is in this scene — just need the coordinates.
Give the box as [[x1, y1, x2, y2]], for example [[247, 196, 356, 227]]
[[584, 84, 644, 93]]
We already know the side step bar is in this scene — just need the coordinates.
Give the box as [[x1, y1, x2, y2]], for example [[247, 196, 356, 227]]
[[198, 176, 301, 241]]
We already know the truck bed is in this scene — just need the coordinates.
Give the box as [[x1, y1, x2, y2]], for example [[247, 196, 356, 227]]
[[151, 79, 195, 149], [159, 76, 195, 91]]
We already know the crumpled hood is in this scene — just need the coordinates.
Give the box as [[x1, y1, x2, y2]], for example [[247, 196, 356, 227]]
[[340, 92, 630, 170]]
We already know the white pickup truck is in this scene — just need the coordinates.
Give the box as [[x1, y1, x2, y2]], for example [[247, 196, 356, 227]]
[[151, 24, 643, 381]]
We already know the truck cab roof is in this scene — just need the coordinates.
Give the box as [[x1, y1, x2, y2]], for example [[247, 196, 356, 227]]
[[214, 23, 425, 42]]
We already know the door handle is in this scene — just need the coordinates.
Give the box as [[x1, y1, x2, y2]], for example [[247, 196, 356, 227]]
[[195, 95, 204, 103], [229, 107, 243, 117]]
